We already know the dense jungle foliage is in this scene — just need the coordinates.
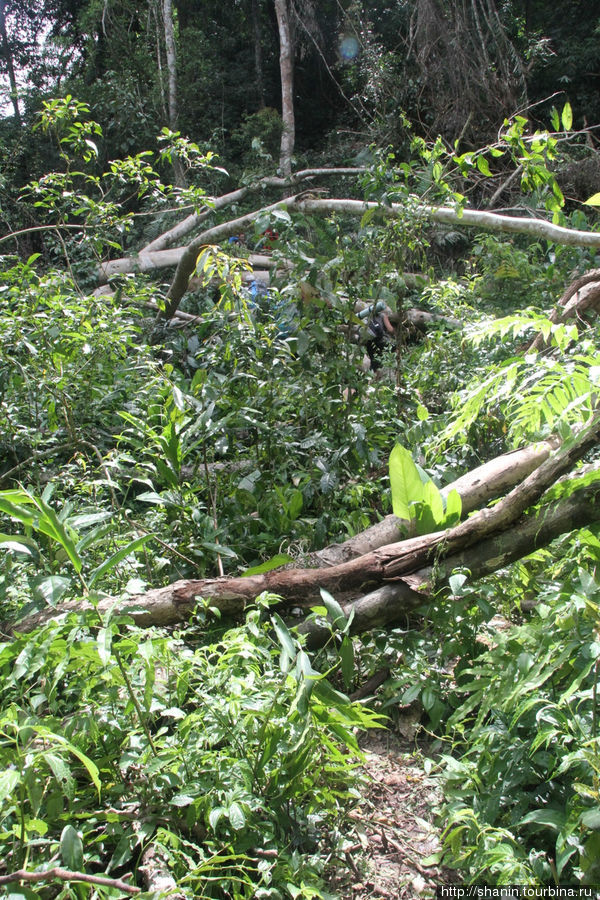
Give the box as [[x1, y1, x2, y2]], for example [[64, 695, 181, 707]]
[[1, 1, 600, 897]]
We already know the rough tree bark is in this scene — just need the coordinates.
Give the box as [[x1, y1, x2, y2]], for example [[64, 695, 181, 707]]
[[162, 0, 186, 187], [151, 195, 600, 321], [9, 431, 596, 643], [528, 268, 600, 352], [0, 0, 21, 125], [274, 0, 295, 178]]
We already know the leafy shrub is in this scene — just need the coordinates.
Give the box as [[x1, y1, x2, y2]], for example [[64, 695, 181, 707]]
[[0, 603, 379, 897]]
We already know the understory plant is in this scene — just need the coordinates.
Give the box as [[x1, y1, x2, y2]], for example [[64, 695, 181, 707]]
[[0, 601, 380, 898], [437, 559, 600, 886]]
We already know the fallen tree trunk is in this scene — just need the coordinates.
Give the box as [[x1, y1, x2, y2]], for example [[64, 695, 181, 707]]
[[528, 268, 600, 352], [8, 429, 596, 638], [157, 196, 600, 320], [10, 474, 600, 641], [99, 251, 276, 282], [140, 168, 365, 255], [308, 437, 559, 566]]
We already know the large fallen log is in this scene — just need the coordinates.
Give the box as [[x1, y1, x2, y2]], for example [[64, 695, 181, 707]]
[[9, 476, 600, 641], [158, 197, 600, 320], [8, 425, 597, 638], [308, 437, 559, 566], [528, 268, 600, 352]]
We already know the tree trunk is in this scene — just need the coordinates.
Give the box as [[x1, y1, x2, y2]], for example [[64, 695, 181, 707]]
[[154, 194, 600, 320], [251, 0, 266, 108], [9, 476, 600, 641], [274, 0, 295, 178], [162, 0, 185, 186], [0, 0, 21, 125], [9, 434, 596, 641]]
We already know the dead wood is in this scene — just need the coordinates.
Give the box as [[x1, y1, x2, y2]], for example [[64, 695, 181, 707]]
[[307, 437, 558, 566], [7, 430, 597, 639], [528, 268, 600, 352]]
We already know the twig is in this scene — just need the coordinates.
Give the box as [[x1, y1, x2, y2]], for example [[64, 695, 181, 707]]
[[349, 667, 390, 701], [0, 867, 140, 893]]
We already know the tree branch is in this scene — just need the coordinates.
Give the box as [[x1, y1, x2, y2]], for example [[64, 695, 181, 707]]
[[7, 433, 596, 639], [0, 867, 139, 894]]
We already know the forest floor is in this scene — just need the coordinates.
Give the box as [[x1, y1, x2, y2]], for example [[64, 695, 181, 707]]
[[328, 727, 460, 899]]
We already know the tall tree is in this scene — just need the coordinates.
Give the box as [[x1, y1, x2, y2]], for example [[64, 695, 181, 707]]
[[161, 0, 185, 185], [274, 0, 294, 176], [0, 0, 22, 124]]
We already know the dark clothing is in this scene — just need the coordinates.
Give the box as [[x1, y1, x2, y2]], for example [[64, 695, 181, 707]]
[[366, 315, 389, 370]]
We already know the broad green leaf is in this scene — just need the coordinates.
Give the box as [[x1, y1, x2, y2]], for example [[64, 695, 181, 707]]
[[0, 534, 38, 557], [422, 479, 444, 525], [319, 588, 347, 629], [561, 101, 573, 130], [550, 107, 560, 131], [271, 612, 296, 660], [340, 636, 354, 690], [228, 801, 246, 830], [33, 727, 101, 798], [29, 494, 83, 573], [45, 753, 75, 800], [444, 488, 462, 524], [449, 572, 467, 595], [295, 648, 319, 680], [584, 192, 600, 207], [96, 627, 113, 665], [170, 793, 195, 807], [0, 769, 19, 803], [581, 808, 600, 830], [60, 824, 83, 870], [520, 808, 565, 831], [242, 553, 293, 576], [88, 534, 155, 587], [32, 575, 71, 606], [200, 540, 238, 558], [209, 806, 226, 832], [476, 156, 492, 176], [389, 444, 424, 521]]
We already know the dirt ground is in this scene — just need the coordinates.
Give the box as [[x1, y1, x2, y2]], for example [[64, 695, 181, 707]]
[[328, 727, 460, 899]]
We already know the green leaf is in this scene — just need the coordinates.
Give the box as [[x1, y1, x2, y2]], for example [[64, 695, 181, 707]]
[[0, 769, 19, 803], [319, 588, 347, 629], [550, 107, 560, 131], [209, 806, 226, 832], [33, 727, 101, 798], [340, 636, 354, 690], [96, 627, 113, 666], [242, 553, 293, 576], [520, 808, 565, 831], [271, 612, 296, 661], [476, 156, 492, 176], [32, 575, 71, 606], [443, 488, 462, 524], [88, 534, 155, 587], [448, 572, 467, 596], [389, 444, 424, 521], [0, 534, 37, 557], [561, 101, 573, 130], [46, 753, 75, 800], [228, 801, 246, 830], [584, 192, 600, 207], [581, 808, 600, 831], [60, 824, 83, 870], [423, 479, 444, 525]]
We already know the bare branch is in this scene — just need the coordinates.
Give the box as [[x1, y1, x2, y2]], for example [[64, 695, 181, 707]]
[[0, 867, 140, 894]]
